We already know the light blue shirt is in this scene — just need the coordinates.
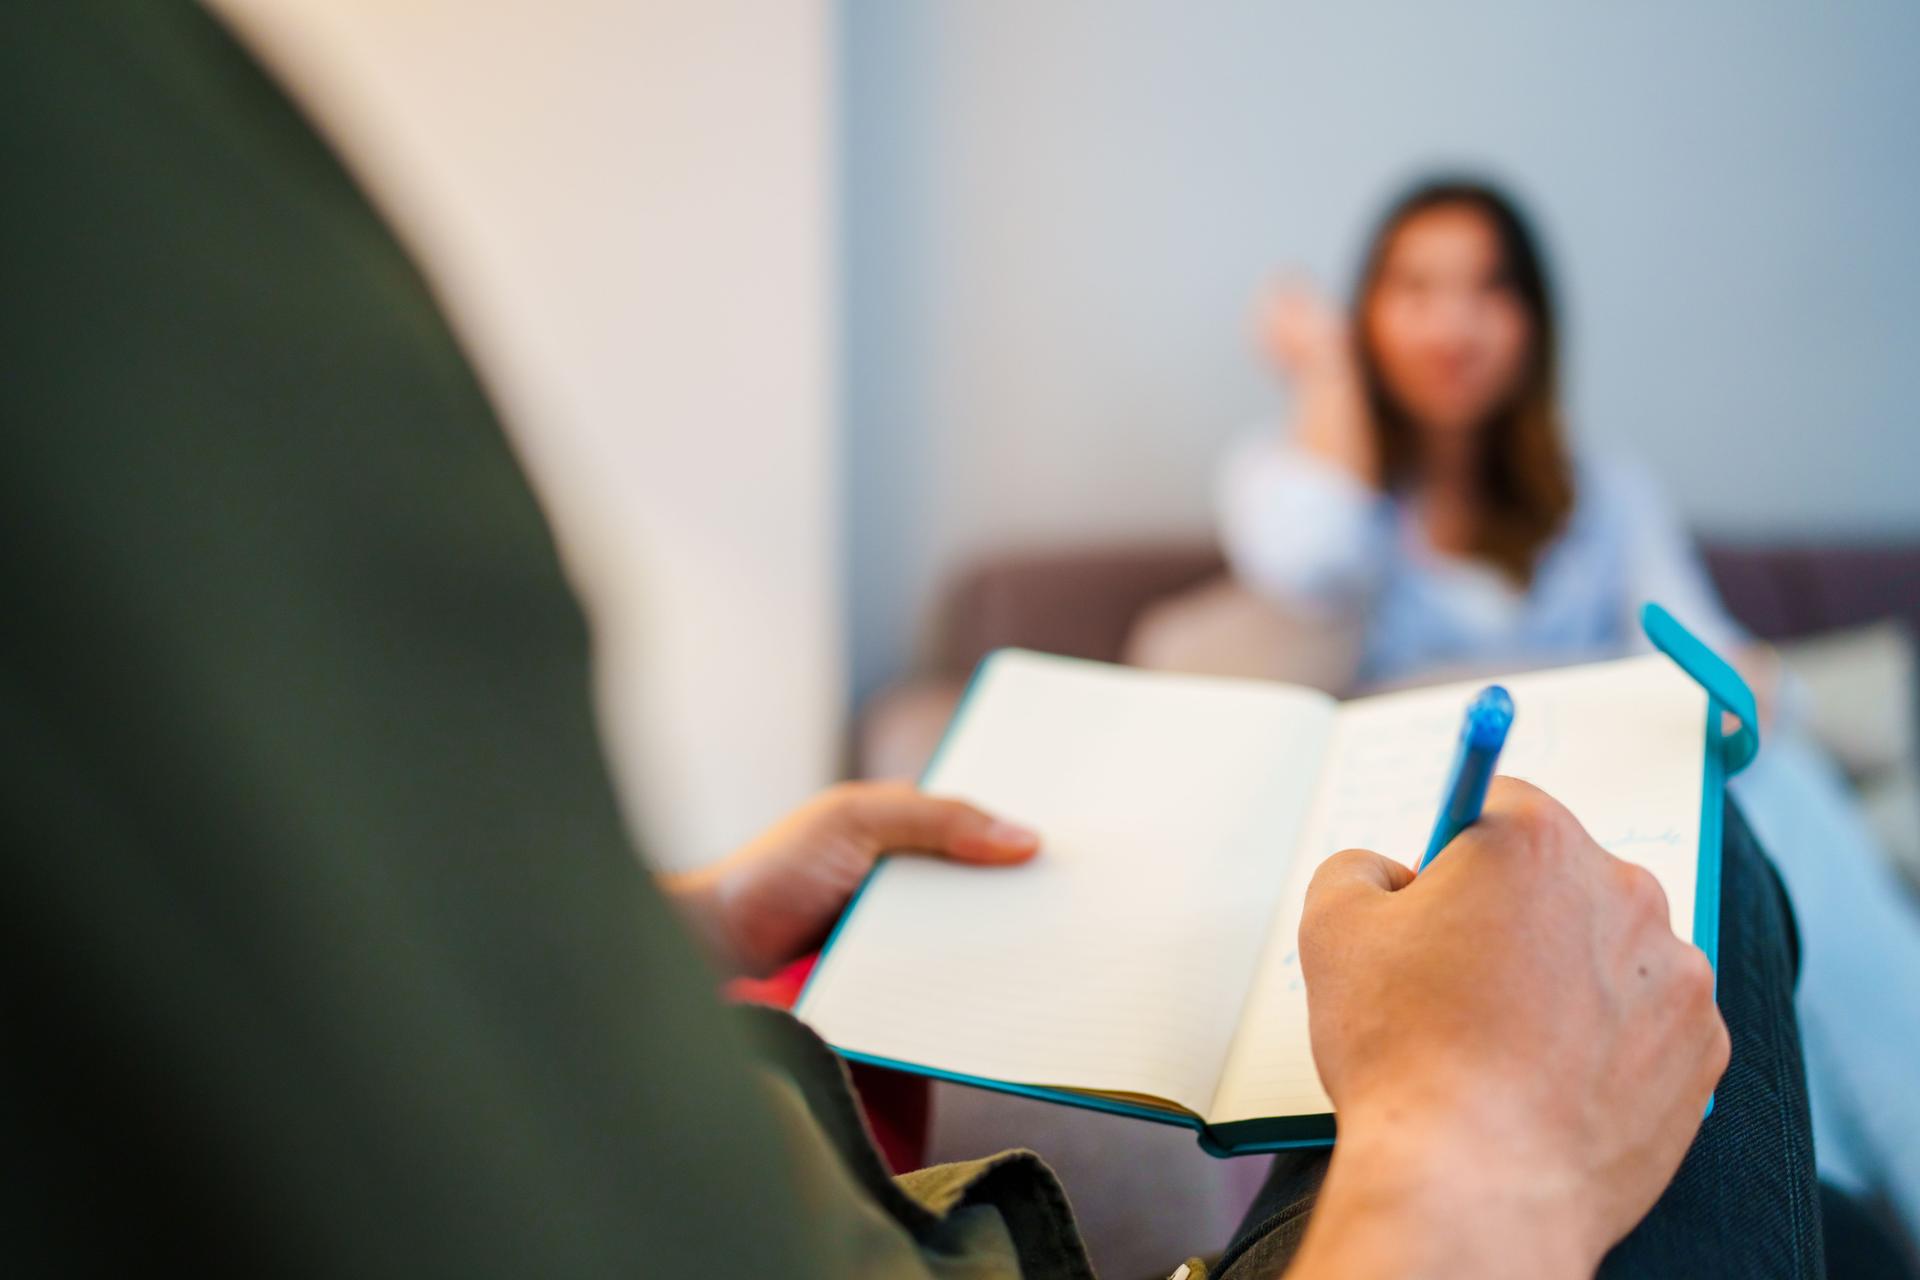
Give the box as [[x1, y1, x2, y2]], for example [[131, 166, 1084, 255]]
[[1215, 433, 1746, 686]]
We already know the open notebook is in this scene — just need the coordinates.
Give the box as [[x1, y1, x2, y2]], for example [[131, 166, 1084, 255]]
[[796, 609, 1756, 1155]]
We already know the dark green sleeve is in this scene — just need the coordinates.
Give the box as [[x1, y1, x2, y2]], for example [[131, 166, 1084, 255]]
[[0, 3, 839, 1273]]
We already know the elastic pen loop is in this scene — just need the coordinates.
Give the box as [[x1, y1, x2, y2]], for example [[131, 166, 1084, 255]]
[[1640, 603, 1760, 775]]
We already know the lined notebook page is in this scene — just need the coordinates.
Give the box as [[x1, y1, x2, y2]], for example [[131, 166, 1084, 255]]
[[798, 651, 1336, 1117], [1209, 655, 1708, 1125]]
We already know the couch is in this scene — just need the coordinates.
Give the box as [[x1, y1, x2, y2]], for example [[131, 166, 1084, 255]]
[[859, 539, 1920, 777]]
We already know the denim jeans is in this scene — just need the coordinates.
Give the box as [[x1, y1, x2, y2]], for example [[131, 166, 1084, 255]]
[[1216, 800, 1824, 1278]]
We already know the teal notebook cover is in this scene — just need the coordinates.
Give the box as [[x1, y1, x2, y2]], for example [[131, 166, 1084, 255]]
[[799, 604, 1758, 1157]]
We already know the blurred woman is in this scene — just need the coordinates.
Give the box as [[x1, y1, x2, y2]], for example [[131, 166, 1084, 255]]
[[1218, 179, 1760, 690], [1215, 176, 1920, 1240]]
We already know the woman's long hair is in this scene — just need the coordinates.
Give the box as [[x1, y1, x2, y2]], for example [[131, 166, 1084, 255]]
[[1353, 178, 1575, 585]]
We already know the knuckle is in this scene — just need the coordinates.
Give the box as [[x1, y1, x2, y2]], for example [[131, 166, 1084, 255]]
[[824, 779, 874, 807], [1707, 1013, 1732, 1073], [1488, 781, 1575, 857], [825, 780, 915, 843], [821, 778, 874, 819], [1678, 947, 1718, 1003], [1659, 945, 1720, 1026], [1619, 862, 1671, 921]]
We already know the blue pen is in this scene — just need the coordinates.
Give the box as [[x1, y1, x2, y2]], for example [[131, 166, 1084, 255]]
[[1416, 685, 1515, 872]]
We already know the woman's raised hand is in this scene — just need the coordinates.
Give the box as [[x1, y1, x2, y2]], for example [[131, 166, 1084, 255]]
[[1259, 279, 1349, 380], [1256, 278, 1380, 487]]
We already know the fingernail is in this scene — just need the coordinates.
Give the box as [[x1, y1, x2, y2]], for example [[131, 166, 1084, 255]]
[[985, 821, 1040, 848]]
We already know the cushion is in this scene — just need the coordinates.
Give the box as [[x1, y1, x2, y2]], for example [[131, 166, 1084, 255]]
[[1777, 622, 1920, 887], [1776, 622, 1916, 782], [1122, 576, 1363, 694]]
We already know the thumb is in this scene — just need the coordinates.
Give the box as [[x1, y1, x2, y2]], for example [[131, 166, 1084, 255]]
[[1304, 847, 1416, 917], [841, 783, 1041, 865]]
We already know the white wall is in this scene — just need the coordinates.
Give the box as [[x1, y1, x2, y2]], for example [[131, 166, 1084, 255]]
[[216, 0, 842, 869], [844, 0, 1920, 702]]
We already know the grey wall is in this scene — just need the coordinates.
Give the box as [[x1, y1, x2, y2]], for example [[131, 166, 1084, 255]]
[[843, 0, 1920, 703]]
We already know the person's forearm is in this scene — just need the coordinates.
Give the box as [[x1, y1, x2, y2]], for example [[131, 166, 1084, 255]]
[[1216, 434, 1390, 612], [1291, 363, 1377, 488], [1284, 1118, 1599, 1280]]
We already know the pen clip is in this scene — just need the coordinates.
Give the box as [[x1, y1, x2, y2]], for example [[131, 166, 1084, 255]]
[[1639, 603, 1760, 775]]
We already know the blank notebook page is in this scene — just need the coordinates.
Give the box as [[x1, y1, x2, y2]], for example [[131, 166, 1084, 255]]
[[1209, 655, 1709, 1125], [798, 652, 1334, 1116]]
